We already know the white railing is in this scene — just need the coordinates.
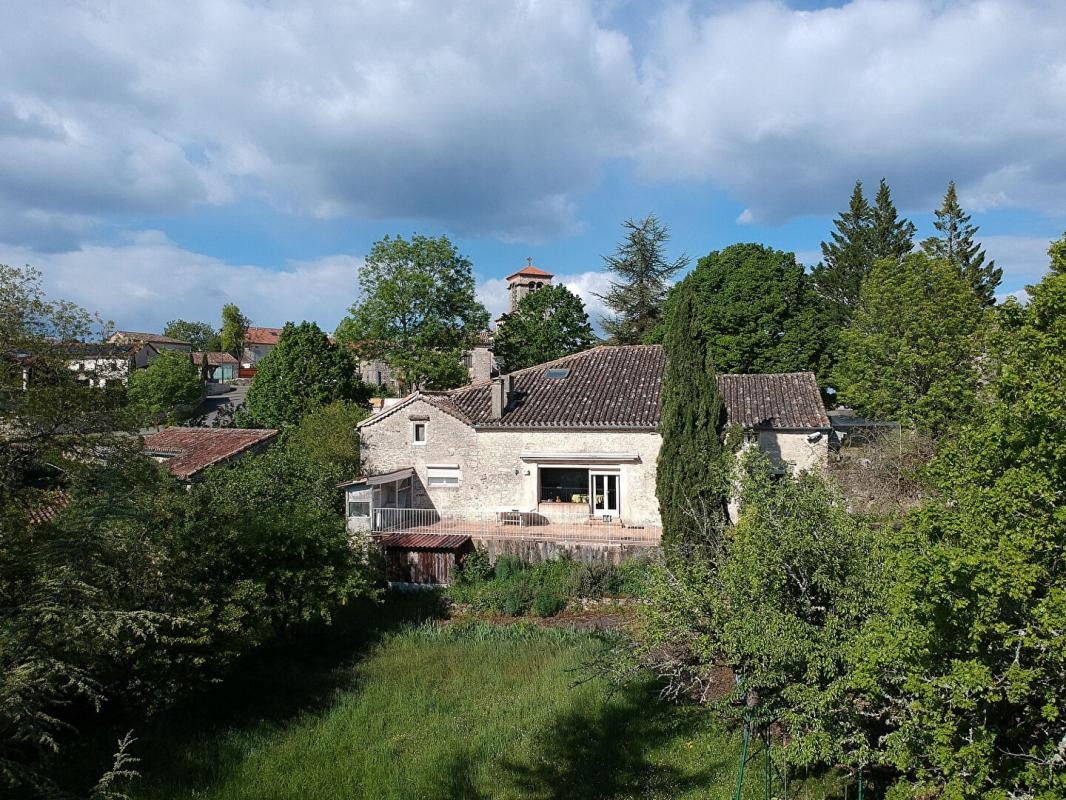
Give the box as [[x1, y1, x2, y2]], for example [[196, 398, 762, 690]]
[[370, 506, 661, 545]]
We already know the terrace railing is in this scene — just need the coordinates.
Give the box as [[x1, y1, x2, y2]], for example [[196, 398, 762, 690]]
[[371, 507, 661, 546]]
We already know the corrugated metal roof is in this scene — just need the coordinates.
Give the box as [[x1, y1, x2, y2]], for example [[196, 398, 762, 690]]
[[377, 533, 472, 550]]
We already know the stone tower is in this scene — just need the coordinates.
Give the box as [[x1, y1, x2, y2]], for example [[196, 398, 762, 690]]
[[506, 258, 554, 313]]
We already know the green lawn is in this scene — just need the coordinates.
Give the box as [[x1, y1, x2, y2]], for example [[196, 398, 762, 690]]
[[118, 597, 834, 800]]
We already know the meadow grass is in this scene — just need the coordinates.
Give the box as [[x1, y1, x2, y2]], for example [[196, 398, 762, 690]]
[[115, 596, 836, 800]]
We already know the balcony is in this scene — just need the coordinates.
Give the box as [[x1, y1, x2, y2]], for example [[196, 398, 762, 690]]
[[369, 507, 661, 546]]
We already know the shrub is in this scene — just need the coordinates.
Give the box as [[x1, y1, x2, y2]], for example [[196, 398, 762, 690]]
[[532, 590, 568, 618], [493, 555, 527, 582]]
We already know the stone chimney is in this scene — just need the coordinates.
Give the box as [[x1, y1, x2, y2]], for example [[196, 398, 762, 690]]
[[490, 374, 512, 419]]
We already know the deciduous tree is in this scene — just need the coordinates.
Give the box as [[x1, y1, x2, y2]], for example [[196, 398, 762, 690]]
[[240, 321, 369, 428], [163, 319, 222, 351], [336, 234, 489, 391], [597, 214, 688, 344], [128, 348, 203, 423], [493, 284, 596, 372], [220, 303, 250, 360]]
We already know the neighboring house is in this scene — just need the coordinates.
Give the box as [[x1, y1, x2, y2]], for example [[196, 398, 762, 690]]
[[240, 326, 283, 371], [108, 331, 192, 365], [192, 351, 238, 382], [358, 356, 395, 391], [348, 345, 831, 570], [66, 342, 159, 387], [142, 426, 279, 483]]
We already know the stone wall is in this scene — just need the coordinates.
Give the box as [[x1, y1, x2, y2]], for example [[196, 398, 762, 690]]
[[472, 536, 657, 565], [360, 397, 664, 527], [755, 429, 829, 474]]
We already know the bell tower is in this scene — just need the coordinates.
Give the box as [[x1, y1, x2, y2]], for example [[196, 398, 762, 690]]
[[506, 257, 554, 313]]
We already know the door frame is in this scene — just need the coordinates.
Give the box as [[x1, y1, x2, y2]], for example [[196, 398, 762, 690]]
[[589, 471, 620, 518]]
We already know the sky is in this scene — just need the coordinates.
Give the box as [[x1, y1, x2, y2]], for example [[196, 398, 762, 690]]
[[1, 0, 1064, 333]]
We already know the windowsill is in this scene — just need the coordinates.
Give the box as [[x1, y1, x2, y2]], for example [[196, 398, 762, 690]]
[[411, 441, 427, 446]]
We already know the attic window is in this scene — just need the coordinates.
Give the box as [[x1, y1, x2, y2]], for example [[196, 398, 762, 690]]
[[545, 368, 570, 379]]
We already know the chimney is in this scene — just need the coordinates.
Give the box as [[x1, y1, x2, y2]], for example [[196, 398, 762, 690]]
[[490, 374, 511, 419]]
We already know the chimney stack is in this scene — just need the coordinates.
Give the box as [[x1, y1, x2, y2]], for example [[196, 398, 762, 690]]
[[490, 374, 512, 419]]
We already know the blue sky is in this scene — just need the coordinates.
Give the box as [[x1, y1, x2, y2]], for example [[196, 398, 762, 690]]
[[1, 0, 1063, 333]]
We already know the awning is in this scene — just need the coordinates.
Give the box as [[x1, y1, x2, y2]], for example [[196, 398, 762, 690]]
[[336, 467, 414, 489], [519, 452, 641, 463]]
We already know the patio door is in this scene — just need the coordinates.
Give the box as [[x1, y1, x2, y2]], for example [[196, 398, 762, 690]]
[[589, 472, 619, 518]]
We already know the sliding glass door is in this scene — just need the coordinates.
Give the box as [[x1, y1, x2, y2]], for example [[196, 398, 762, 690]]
[[589, 472, 619, 518]]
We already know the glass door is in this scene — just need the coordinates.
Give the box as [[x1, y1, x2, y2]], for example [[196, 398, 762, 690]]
[[589, 472, 619, 518]]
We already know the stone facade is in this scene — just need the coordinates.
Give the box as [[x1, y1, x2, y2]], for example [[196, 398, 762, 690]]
[[360, 397, 664, 527], [755, 429, 830, 474]]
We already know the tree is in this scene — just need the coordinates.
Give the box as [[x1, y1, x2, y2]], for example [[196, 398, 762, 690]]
[[493, 284, 596, 372], [597, 214, 688, 344], [240, 321, 370, 428], [286, 400, 368, 473], [869, 178, 916, 261], [163, 319, 222, 351], [655, 243, 833, 379], [811, 180, 874, 319], [336, 234, 489, 391], [128, 349, 203, 423], [854, 235, 1066, 797], [220, 303, 250, 360], [834, 252, 983, 438], [655, 278, 729, 546], [922, 180, 1002, 307]]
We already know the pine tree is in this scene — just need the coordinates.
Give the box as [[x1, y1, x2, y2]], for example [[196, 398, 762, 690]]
[[870, 178, 916, 261], [811, 180, 874, 318], [922, 181, 1002, 307], [598, 214, 688, 344], [655, 279, 728, 547]]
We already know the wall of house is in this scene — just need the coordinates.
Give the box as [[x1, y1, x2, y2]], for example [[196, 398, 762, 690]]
[[755, 430, 829, 474], [67, 357, 130, 387], [465, 344, 494, 383], [359, 357, 395, 390], [242, 343, 274, 367], [360, 397, 664, 527]]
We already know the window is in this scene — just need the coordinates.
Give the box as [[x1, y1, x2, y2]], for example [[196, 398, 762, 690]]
[[375, 370, 382, 385], [347, 500, 370, 517], [539, 467, 589, 503], [412, 422, 426, 444], [427, 465, 461, 487]]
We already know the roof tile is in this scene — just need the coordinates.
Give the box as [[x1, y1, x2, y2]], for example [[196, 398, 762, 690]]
[[143, 427, 279, 480]]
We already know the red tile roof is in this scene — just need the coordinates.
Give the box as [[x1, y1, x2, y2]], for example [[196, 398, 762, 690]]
[[244, 327, 283, 345], [505, 264, 554, 281], [143, 427, 279, 480], [191, 351, 238, 367], [26, 491, 71, 526]]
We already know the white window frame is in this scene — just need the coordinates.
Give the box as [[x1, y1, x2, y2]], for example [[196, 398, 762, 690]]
[[347, 500, 370, 518], [412, 421, 427, 445], [427, 464, 461, 488]]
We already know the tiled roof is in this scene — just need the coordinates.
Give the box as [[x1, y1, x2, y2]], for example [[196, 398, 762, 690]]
[[143, 427, 279, 480], [111, 331, 191, 346], [377, 533, 472, 550], [506, 264, 554, 280], [26, 491, 71, 526], [717, 372, 830, 430], [447, 345, 665, 429], [245, 327, 283, 345], [192, 351, 238, 367]]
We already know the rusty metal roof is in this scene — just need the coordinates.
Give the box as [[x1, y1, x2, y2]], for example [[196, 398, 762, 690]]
[[377, 533, 472, 550], [143, 427, 279, 480]]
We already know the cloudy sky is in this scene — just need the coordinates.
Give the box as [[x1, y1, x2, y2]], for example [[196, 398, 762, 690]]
[[2, 0, 1063, 332]]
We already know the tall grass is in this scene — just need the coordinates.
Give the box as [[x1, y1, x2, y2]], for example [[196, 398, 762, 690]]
[[104, 596, 835, 800]]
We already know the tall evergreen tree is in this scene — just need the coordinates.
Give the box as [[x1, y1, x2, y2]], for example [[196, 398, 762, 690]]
[[870, 178, 916, 261], [655, 279, 728, 546], [922, 180, 1002, 307], [810, 180, 874, 318], [597, 214, 688, 344]]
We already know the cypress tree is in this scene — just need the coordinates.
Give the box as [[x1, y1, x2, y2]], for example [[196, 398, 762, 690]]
[[656, 278, 728, 546], [811, 180, 874, 318], [870, 178, 916, 261], [598, 214, 688, 344], [922, 180, 1002, 307]]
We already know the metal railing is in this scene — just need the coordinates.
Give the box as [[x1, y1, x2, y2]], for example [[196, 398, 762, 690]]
[[370, 506, 661, 545]]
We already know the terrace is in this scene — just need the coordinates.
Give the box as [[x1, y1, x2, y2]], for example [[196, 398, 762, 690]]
[[369, 507, 662, 546]]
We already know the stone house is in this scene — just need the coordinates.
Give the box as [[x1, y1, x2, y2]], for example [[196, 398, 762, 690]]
[[66, 342, 160, 387], [107, 331, 192, 366], [349, 345, 830, 553], [143, 427, 279, 483], [240, 326, 283, 370]]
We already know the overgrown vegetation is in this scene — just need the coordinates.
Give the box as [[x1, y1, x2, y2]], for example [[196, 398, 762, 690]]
[[447, 552, 650, 617]]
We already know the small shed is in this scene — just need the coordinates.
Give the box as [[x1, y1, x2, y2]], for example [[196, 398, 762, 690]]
[[378, 533, 473, 586]]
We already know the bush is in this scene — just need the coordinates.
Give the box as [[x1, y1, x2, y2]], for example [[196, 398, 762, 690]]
[[493, 555, 527, 582], [532, 590, 568, 618]]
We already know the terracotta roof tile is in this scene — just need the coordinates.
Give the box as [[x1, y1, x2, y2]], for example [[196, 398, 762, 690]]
[[244, 327, 283, 345], [717, 372, 830, 429], [191, 351, 238, 367], [505, 264, 554, 280], [143, 427, 279, 480]]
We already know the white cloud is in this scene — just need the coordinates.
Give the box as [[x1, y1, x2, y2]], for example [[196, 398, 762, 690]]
[[981, 234, 1058, 287], [478, 270, 612, 330], [0, 233, 360, 333]]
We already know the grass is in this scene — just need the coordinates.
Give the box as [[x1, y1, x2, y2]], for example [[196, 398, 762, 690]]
[[100, 595, 836, 800]]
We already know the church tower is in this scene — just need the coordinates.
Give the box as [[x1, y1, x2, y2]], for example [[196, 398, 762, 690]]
[[505, 258, 554, 313]]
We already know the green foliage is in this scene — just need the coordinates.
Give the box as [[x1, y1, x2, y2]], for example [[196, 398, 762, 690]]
[[127, 348, 203, 422], [336, 234, 489, 391], [922, 180, 1002, 307], [285, 400, 368, 473], [870, 178, 916, 263], [162, 319, 221, 351], [655, 278, 729, 546], [834, 251, 984, 438], [598, 214, 688, 344], [220, 303, 249, 360], [657, 242, 834, 378], [493, 284, 596, 372], [853, 236, 1066, 798], [240, 321, 370, 428]]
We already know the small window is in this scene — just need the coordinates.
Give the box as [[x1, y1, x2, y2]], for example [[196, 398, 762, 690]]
[[375, 370, 382, 385], [412, 422, 427, 444], [427, 465, 461, 487], [545, 368, 570, 379], [347, 500, 370, 517]]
